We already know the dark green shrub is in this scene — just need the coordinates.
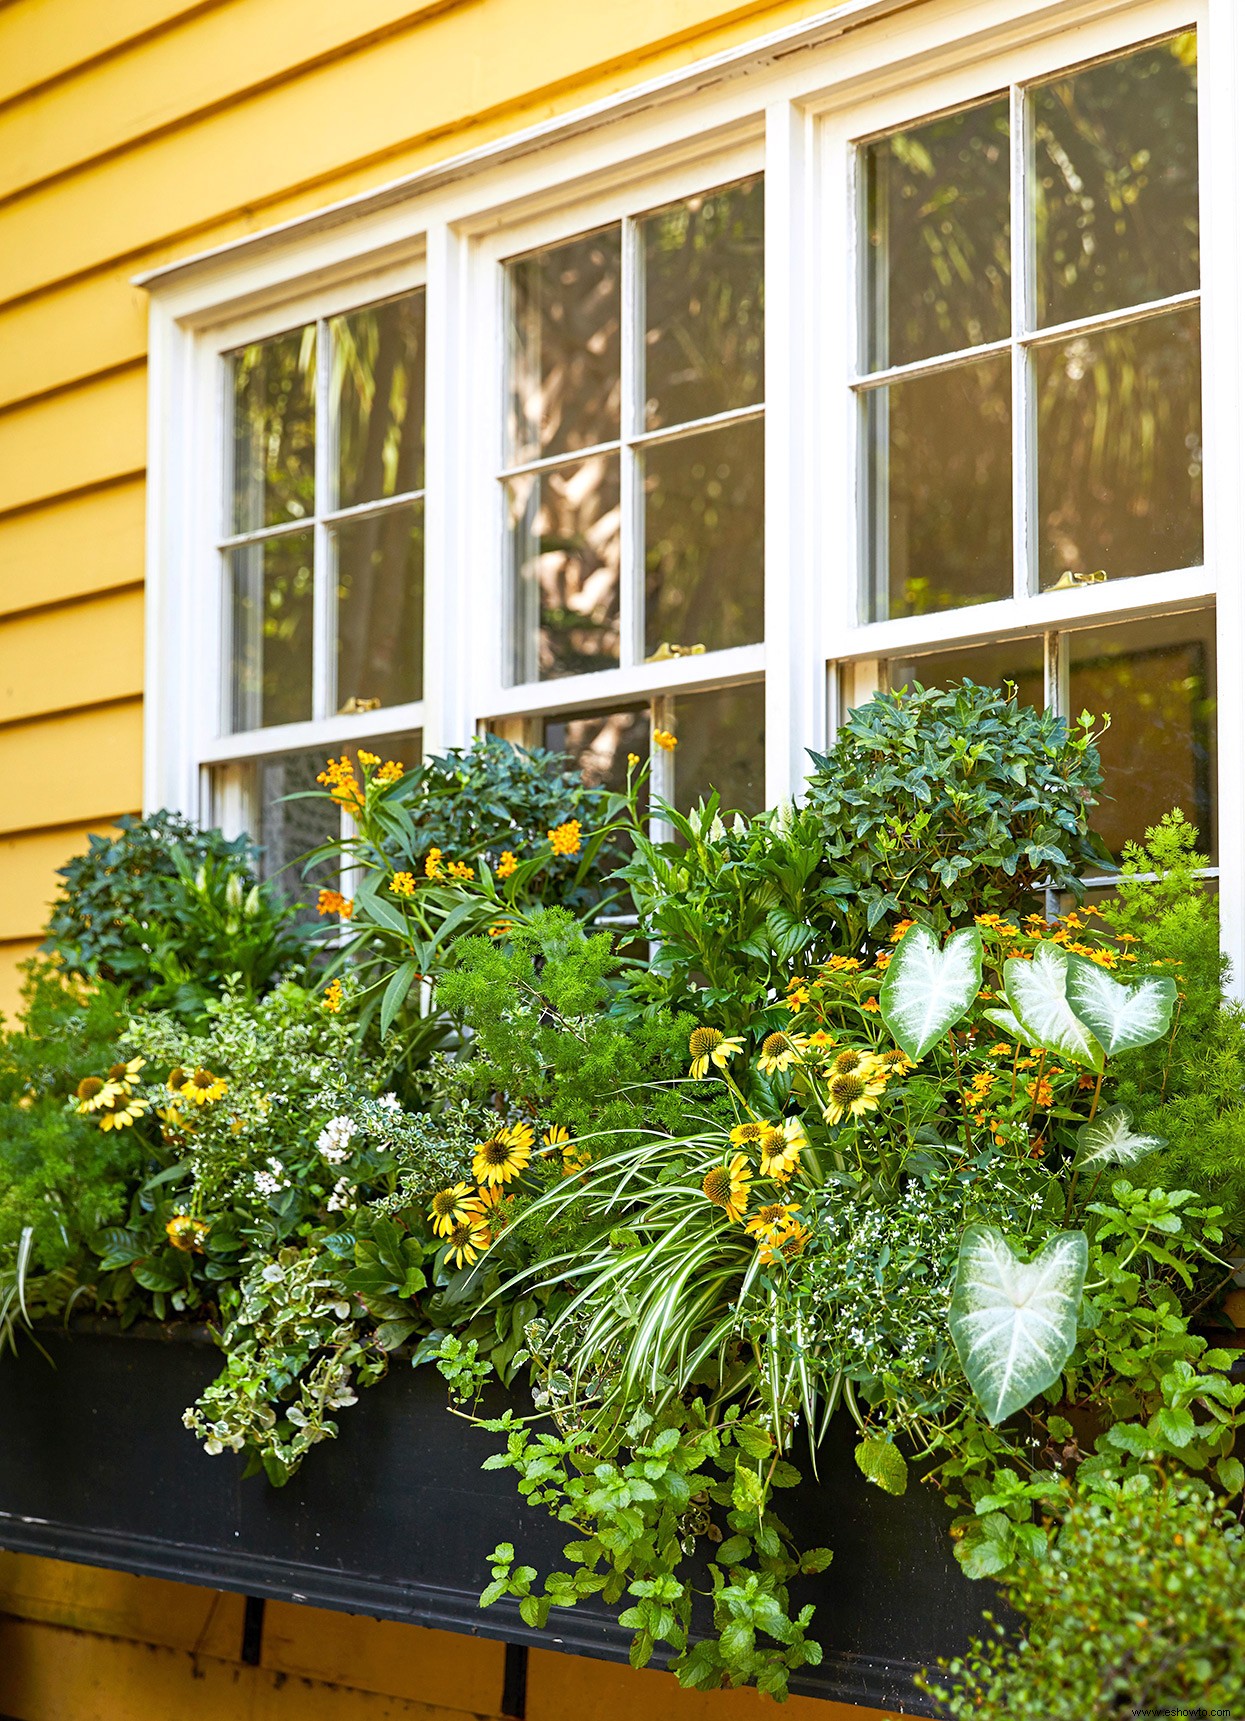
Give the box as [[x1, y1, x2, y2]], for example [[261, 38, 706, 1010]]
[[922, 1478, 1245, 1719], [806, 680, 1111, 932], [42, 813, 309, 1020]]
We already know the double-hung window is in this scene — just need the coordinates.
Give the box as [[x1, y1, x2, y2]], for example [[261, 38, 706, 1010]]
[[207, 279, 427, 888], [483, 162, 767, 816], [835, 25, 1215, 878]]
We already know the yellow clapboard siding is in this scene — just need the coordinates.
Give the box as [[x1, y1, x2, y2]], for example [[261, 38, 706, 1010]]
[[0, 0, 463, 204], [0, 0, 813, 305], [0, 700, 143, 835], [0, 480, 146, 617], [0, 939, 41, 1024], [0, 1553, 242, 1659], [0, 1615, 503, 1721], [0, 588, 144, 725], [0, 822, 128, 942], [0, 366, 146, 518], [0, 270, 148, 413], [262, 1602, 505, 1712], [527, 1650, 897, 1720], [0, 0, 225, 110]]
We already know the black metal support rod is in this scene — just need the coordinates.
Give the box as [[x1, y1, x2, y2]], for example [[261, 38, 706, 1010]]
[[502, 1640, 528, 1718], [241, 1594, 266, 1667]]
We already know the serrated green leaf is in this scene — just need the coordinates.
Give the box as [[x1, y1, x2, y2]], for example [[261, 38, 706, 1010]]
[[854, 1436, 909, 1496]]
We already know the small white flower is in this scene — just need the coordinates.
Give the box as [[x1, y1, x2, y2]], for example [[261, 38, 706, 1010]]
[[317, 1115, 357, 1165], [375, 1092, 400, 1112], [326, 1176, 357, 1213]]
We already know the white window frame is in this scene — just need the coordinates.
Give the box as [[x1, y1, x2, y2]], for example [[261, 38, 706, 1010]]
[[141, 0, 1245, 985]]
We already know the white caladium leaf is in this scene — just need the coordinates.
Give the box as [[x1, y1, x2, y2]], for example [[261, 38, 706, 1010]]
[[983, 1006, 1028, 1045], [949, 1226, 1089, 1425], [1075, 1104, 1165, 1169], [879, 923, 983, 1061], [1064, 953, 1177, 1057], [1003, 943, 1104, 1072]]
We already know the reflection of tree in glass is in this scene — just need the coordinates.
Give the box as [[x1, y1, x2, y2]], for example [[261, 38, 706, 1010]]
[[507, 228, 621, 464], [1071, 619, 1215, 861], [865, 99, 1010, 370], [1034, 34, 1197, 327], [642, 178, 764, 429], [510, 456, 621, 680], [230, 326, 317, 533], [332, 293, 425, 509], [336, 507, 424, 709], [1036, 308, 1201, 584]]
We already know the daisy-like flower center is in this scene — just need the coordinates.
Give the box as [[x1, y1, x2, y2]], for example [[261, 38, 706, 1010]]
[[879, 1049, 909, 1068], [107, 1063, 131, 1085], [167, 1067, 186, 1091], [833, 1049, 865, 1075], [189, 1068, 216, 1091], [445, 1220, 474, 1250], [689, 1027, 723, 1058], [430, 1189, 462, 1219], [478, 1137, 512, 1167], [755, 1202, 793, 1227], [733, 1122, 765, 1145], [702, 1166, 733, 1206], [761, 1033, 789, 1058], [830, 1072, 866, 1104], [76, 1076, 103, 1102]]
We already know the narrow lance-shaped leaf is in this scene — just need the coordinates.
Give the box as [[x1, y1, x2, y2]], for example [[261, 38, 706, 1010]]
[[1003, 943, 1104, 1071], [880, 924, 983, 1060], [1064, 953, 1177, 1057], [1075, 1104, 1165, 1169], [949, 1226, 1089, 1425]]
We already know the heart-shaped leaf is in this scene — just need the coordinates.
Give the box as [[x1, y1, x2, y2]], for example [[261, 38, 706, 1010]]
[[1064, 954, 1177, 1057], [880, 923, 983, 1061], [982, 1005, 1029, 1045], [1003, 943, 1104, 1071], [949, 1226, 1089, 1424], [1075, 1104, 1165, 1169]]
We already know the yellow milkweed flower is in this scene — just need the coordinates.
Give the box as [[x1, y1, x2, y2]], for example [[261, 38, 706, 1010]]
[[323, 979, 344, 1013], [447, 860, 476, 881], [424, 848, 445, 880], [390, 872, 416, 897], [548, 820, 582, 858], [496, 851, 518, 880], [376, 760, 404, 784], [318, 888, 354, 918], [652, 729, 678, 752], [358, 750, 381, 768]]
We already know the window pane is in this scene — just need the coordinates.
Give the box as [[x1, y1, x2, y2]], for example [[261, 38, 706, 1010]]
[[508, 454, 621, 682], [227, 531, 314, 732], [1033, 34, 1198, 328], [885, 636, 1045, 708], [866, 354, 1012, 620], [229, 327, 316, 534], [1068, 609, 1216, 863], [672, 683, 765, 816], [543, 706, 649, 794], [864, 97, 1010, 371], [642, 176, 764, 431], [1036, 306, 1202, 587], [334, 502, 423, 710], [332, 290, 426, 509], [644, 417, 763, 658], [506, 226, 622, 466]]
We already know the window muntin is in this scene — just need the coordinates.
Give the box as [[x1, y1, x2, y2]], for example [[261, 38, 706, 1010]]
[[223, 286, 427, 734], [503, 176, 765, 686], [859, 33, 1201, 624]]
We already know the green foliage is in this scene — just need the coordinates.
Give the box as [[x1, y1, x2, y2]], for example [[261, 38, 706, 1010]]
[[806, 681, 1111, 932], [443, 1350, 827, 1700], [618, 798, 852, 1027], [41, 812, 308, 1020], [1099, 813, 1245, 1236], [921, 1478, 1245, 1719]]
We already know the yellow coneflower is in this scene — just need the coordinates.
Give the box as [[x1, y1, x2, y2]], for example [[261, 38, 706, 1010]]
[[443, 1217, 492, 1269], [759, 1118, 806, 1181], [180, 1068, 228, 1106], [166, 1214, 208, 1253], [106, 1056, 146, 1086], [167, 1066, 187, 1092], [758, 1219, 811, 1265], [472, 1122, 534, 1187], [876, 1048, 916, 1076], [745, 1202, 800, 1245], [688, 1027, 744, 1080], [757, 1032, 807, 1076], [428, 1182, 484, 1237], [75, 1075, 122, 1114], [97, 1091, 151, 1132], [823, 1068, 887, 1127], [701, 1153, 752, 1223], [832, 1047, 882, 1079]]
